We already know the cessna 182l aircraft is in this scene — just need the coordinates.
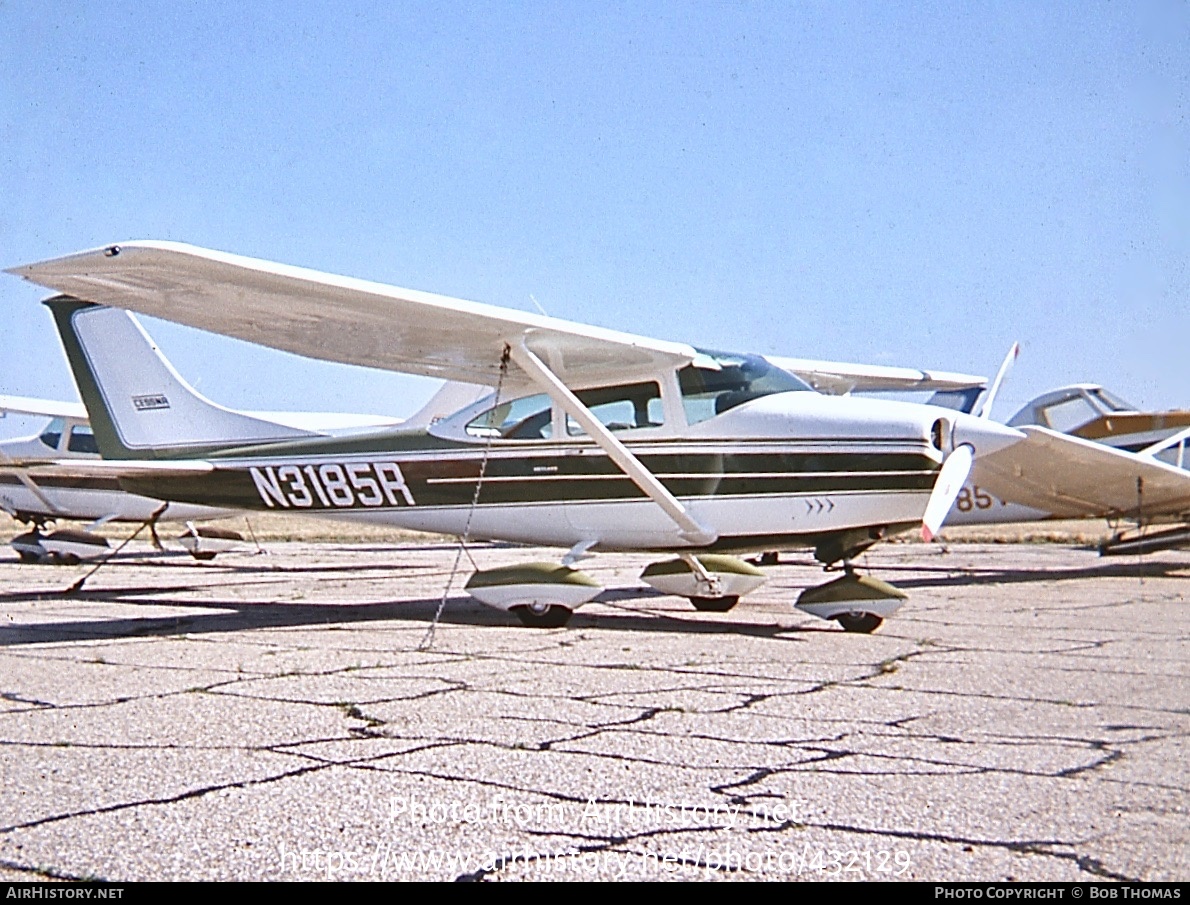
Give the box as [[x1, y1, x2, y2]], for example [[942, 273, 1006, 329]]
[[6, 241, 1026, 631]]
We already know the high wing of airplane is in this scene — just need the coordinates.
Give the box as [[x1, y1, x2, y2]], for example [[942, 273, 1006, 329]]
[[7, 241, 1024, 631]]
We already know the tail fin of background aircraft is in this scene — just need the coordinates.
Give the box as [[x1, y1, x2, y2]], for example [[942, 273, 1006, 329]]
[[45, 296, 315, 459], [975, 342, 1020, 420]]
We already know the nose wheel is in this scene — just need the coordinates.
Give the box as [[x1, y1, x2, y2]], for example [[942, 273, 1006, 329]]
[[834, 612, 884, 634], [511, 603, 574, 628]]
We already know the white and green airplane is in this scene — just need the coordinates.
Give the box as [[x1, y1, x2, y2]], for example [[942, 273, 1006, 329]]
[[6, 241, 1025, 631]]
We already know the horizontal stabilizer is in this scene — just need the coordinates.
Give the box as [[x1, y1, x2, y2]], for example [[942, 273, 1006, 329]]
[[0, 394, 88, 420]]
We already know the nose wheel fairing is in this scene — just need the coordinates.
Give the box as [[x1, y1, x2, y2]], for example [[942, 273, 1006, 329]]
[[795, 572, 907, 633]]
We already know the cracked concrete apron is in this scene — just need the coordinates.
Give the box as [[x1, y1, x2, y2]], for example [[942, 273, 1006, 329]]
[[0, 542, 1185, 881]]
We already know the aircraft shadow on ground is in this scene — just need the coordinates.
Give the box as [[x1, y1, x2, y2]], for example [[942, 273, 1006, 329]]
[[7, 555, 439, 578], [866, 558, 1190, 589], [5, 554, 1184, 647], [0, 584, 817, 647]]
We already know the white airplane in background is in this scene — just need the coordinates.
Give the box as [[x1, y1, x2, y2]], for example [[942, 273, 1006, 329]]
[[0, 383, 485, 563], [6, 241, 1026, 632], [0, 393, 238, 562], [944, 384, 1190, 554], [810, 344, 1190, 554]]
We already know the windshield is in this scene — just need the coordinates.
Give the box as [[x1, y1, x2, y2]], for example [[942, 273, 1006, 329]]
[[679, 349, 812, 425]]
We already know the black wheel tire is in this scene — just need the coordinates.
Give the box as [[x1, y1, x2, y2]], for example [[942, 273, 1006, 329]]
[[689, 595, 740, 613], [190, 552, 218, 561], [836, 612, 883, 634], [54, 553, 81, 566], [756, 552, 779, 566], [17, 551, 41, 564], [511, 604, 573, 628]]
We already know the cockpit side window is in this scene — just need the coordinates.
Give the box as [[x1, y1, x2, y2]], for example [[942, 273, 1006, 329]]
[[679, 350, 812, 425], [1040, 395, 1100, 433], [1153, 438, 1187, 469], [463, 382, 666, 441], [1088, 388, 1137, 413], [38, 418, 65, 451]]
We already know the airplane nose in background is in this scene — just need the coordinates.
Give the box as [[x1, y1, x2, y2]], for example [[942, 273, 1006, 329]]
[[950, 414, 1025, 458]]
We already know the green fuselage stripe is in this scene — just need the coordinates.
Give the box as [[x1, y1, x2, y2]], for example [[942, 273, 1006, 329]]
[[119, 448, 938, 511]]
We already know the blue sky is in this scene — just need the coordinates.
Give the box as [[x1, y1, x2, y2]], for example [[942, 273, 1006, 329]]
[[2, 1, 1187, 439]]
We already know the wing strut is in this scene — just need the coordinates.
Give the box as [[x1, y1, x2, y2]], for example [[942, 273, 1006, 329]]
[[509, 338, 717, 546]]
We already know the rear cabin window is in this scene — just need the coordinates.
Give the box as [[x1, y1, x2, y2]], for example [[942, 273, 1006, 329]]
[[465, 394, 554, 439], [38, 418, 65, 451], [464, 382, 665, 440], [67, 425, 99, 454]]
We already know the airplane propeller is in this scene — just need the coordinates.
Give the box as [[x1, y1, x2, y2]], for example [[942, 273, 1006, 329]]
[[922, 346, 1024, 542], [921, 443, 974, 542]]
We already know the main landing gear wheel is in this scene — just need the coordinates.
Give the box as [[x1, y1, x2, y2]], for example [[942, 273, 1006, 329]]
[[640, 555, 765, 614], [465, 563, 600, 628], [689, 595, 740, 613], [511, 603, 574, 628], [835, 612, 883, 634]]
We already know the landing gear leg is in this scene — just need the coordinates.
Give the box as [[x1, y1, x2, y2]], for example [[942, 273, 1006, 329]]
[[148, 514, 164, 552]]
